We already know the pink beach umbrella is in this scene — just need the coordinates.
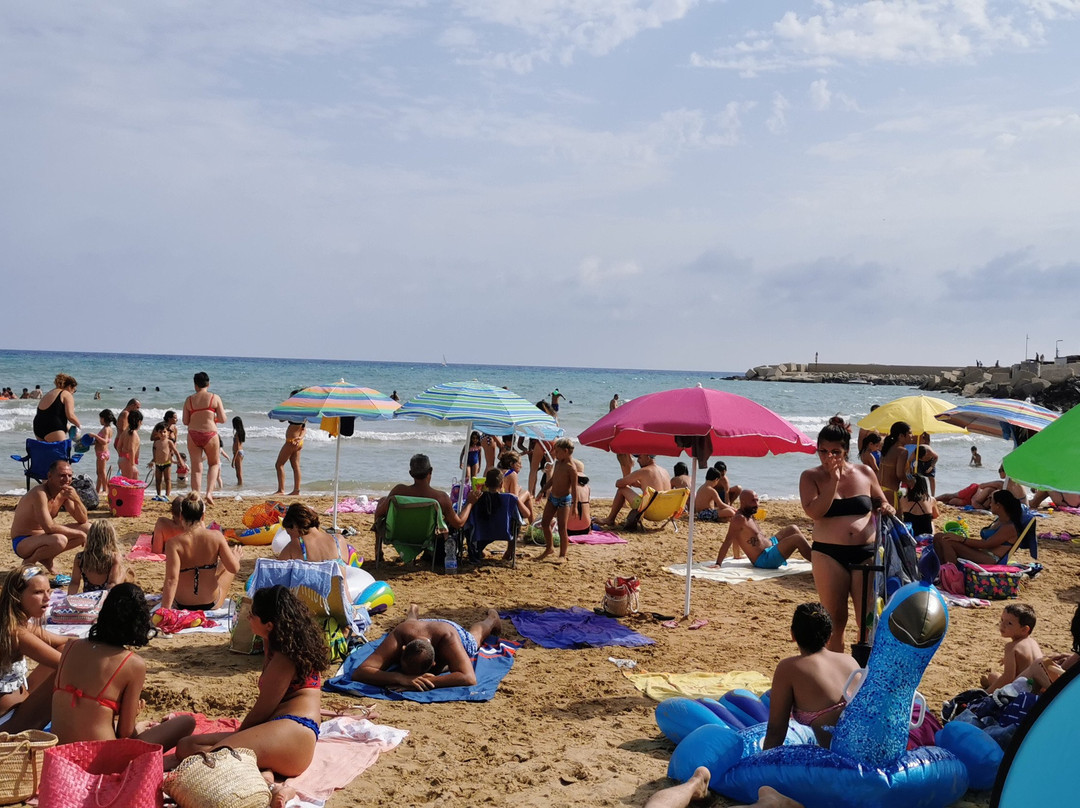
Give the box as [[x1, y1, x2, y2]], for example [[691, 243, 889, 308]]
[[578, 386, 815, 616]]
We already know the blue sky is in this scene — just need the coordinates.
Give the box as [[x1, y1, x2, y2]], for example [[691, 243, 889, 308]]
[[2, 1, 1078, 371]]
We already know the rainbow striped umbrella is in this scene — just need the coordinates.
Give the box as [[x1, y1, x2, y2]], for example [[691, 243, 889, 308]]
[[936, 398, 1059, 442], [396, 381, 561, 505], [268, 381, 399, 529]]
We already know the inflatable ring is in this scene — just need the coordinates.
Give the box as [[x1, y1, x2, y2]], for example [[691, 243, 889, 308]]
[[225, 524, 280, 546]]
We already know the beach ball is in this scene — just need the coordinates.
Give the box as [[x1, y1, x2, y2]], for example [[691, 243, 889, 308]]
[[357, 581, 394, 614]]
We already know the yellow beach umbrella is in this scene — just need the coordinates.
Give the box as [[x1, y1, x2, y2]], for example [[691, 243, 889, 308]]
[[856, 394, 968, 436]]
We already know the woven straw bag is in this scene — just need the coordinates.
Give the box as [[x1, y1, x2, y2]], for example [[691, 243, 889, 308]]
[[0, 730, 58, 805], [164, 746, 271, 808]]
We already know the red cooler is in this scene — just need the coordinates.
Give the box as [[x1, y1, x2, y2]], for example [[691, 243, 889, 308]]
[[108, 476, 147, 517]]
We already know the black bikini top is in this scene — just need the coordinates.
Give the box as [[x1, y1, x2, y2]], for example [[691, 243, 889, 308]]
[[824, 495, 873, 518]]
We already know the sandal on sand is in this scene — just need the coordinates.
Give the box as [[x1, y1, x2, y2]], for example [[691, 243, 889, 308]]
[[688, 618, 709, 630], [651, 612, 676, 622], [661, 620, 680, 629], [49, 574, 72, 588]]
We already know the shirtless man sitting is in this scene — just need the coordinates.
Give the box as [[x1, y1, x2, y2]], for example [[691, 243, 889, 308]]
[[714, 490, 812, 569], [10, 459, 90, 572], [351, 604, 501, 691], [374, 453, 478, 529], [598, 454, 671, 525]]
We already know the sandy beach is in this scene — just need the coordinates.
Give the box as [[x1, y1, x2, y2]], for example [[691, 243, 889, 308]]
[[3, 491, 1078, 807]]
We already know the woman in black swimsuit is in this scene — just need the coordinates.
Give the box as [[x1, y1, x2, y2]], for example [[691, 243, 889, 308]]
[[160, 493, 242, 611], [33, 374, 80, 442], [799, 423, 893, 652]]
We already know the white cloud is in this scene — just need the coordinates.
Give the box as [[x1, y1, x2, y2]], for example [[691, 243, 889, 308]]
[[767, 92, 790, 133], [810, 78, 833, 110], [447, 0, 703, 70], [690, 0, 1076, 75], [578, 256, 642, 286]]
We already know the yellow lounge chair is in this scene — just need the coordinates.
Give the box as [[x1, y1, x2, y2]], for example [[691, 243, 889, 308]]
[[629, 487, 689, 532]]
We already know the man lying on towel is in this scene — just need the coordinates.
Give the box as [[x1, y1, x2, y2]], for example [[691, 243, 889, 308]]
[[351, 604, 501, 691], [713, 490, 812, 570]]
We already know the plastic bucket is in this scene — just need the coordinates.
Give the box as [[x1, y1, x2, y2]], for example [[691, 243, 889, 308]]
[[108, 476, 147, 517]]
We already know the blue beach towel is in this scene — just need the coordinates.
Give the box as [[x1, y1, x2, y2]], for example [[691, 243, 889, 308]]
[[501, 606, 656, 650], [323, 633, 520, 703]]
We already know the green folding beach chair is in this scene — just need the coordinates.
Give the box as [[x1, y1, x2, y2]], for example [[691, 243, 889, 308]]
[[374, 495, 448, 571]]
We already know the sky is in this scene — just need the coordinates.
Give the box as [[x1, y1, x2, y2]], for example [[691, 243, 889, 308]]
[[2, 1, 1078, 372]]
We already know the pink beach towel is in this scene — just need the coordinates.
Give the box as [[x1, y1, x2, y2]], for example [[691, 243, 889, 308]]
[[127, 534, 166, 562], [286, 717, 408, 802], [169, 712, 242, 735], [324, 497, 379, 515], [568, 531, 628, 545]]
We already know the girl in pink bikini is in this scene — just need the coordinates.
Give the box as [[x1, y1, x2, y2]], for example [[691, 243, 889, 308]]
[[114, 410, 142, 480], [182, 371, 226, 505], [763, 602, 861, 750], [93, 409, 116, 495]]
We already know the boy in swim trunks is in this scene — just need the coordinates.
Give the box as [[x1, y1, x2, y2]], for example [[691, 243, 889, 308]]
[[713, 490, 812, 569], [537, 438, 576, 562], [694, 468, 737, 523], [351, 603, 501, 692]]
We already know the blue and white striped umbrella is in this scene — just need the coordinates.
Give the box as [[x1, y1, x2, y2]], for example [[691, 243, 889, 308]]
[[396, 381, 559, 434]]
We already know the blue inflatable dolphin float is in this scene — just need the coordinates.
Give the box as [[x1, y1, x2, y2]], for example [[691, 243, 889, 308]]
[[658, 573, 970, 808]]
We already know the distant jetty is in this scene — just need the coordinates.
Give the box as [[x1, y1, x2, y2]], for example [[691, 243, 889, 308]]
[[739, 360, 1080, 409]]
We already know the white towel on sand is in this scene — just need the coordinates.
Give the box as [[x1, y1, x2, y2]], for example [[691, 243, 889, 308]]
[[667, 558, 813, 584]]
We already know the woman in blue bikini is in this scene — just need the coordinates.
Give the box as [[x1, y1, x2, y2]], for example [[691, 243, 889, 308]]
[[176, 585, 328, 782]]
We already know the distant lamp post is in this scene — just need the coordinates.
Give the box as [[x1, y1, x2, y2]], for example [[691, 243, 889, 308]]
[[1056, 340, 1063, 360]]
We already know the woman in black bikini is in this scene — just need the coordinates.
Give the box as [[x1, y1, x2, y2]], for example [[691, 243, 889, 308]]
[[933, 489, 1027, 566], [32, 373, 80, 442], [799, 423, 893, 653], [900, 474, 939, 537], [161, 492, 241, 611]]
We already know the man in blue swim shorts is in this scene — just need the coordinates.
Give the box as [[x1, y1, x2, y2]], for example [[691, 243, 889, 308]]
[[713, 490, 812, 570], [351, 603, 502, 692], [10, 459, 90, 573]]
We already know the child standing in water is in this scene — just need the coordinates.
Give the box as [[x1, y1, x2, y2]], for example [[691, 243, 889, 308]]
[[115, 410, 142, 481], [232, 416, 246, 486], [536, 438, 575, 562], [93, 409, 116, 496], [151, 422, 181, 499]]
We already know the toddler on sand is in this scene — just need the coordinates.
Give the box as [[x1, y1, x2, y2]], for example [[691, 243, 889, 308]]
[[981, 603, 1042, 692], [151, 422, 181, 498]]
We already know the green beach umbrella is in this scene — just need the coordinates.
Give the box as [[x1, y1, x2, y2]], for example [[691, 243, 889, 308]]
[[1002, 404, 1080, 494], [268, 380, 400, 529]]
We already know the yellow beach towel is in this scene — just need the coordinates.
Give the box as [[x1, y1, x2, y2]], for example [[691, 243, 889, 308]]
[[623, 670, 771, 701]]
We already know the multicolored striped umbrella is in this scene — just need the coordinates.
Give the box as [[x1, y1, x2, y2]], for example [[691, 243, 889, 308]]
[[935, 398, 1059, 441], [268, 380, 399, 529], [395, 381, 558, 433], [267, 381, 400, 423]]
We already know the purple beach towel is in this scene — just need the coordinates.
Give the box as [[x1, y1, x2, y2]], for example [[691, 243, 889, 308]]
[[501, 606, 655, 649]]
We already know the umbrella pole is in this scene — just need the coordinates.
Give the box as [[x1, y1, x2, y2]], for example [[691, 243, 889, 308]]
[[332, 432, 342, 532], [684, 461, 698, 618]]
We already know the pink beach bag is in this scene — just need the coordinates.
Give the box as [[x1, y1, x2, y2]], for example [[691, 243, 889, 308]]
[[107, 476, 147, 518], [38, 738, 163, 808]]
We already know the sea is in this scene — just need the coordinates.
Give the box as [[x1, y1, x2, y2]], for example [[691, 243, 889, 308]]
[[0, 350, 1002, 501]]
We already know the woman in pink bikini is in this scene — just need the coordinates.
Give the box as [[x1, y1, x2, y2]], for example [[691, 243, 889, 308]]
[[50, 583, 194, 748], [182, 371, 226, 504], [763, 602, 861, 750]]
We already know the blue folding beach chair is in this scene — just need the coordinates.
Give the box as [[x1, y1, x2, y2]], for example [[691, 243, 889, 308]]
[[465, 492, 521, 568], [10, 439, 82, 490]]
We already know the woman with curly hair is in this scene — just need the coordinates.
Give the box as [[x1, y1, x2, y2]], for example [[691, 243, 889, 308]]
[[0, 565, 69, 731], [176, 585, 329, 781], [50, 583, 195, 747], [33, 373, 80, 442]]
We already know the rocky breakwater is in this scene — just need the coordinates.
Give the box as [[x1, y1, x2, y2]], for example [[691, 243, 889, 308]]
[[744, 363, 942, 387], [921, 360, 1080, 411]]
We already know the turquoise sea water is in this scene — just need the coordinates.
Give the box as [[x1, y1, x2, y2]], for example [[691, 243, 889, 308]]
[[0, 350, 1008, 501]]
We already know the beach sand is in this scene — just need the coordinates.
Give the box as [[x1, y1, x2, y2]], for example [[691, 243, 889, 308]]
[[3, 492, 1078, 807]]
